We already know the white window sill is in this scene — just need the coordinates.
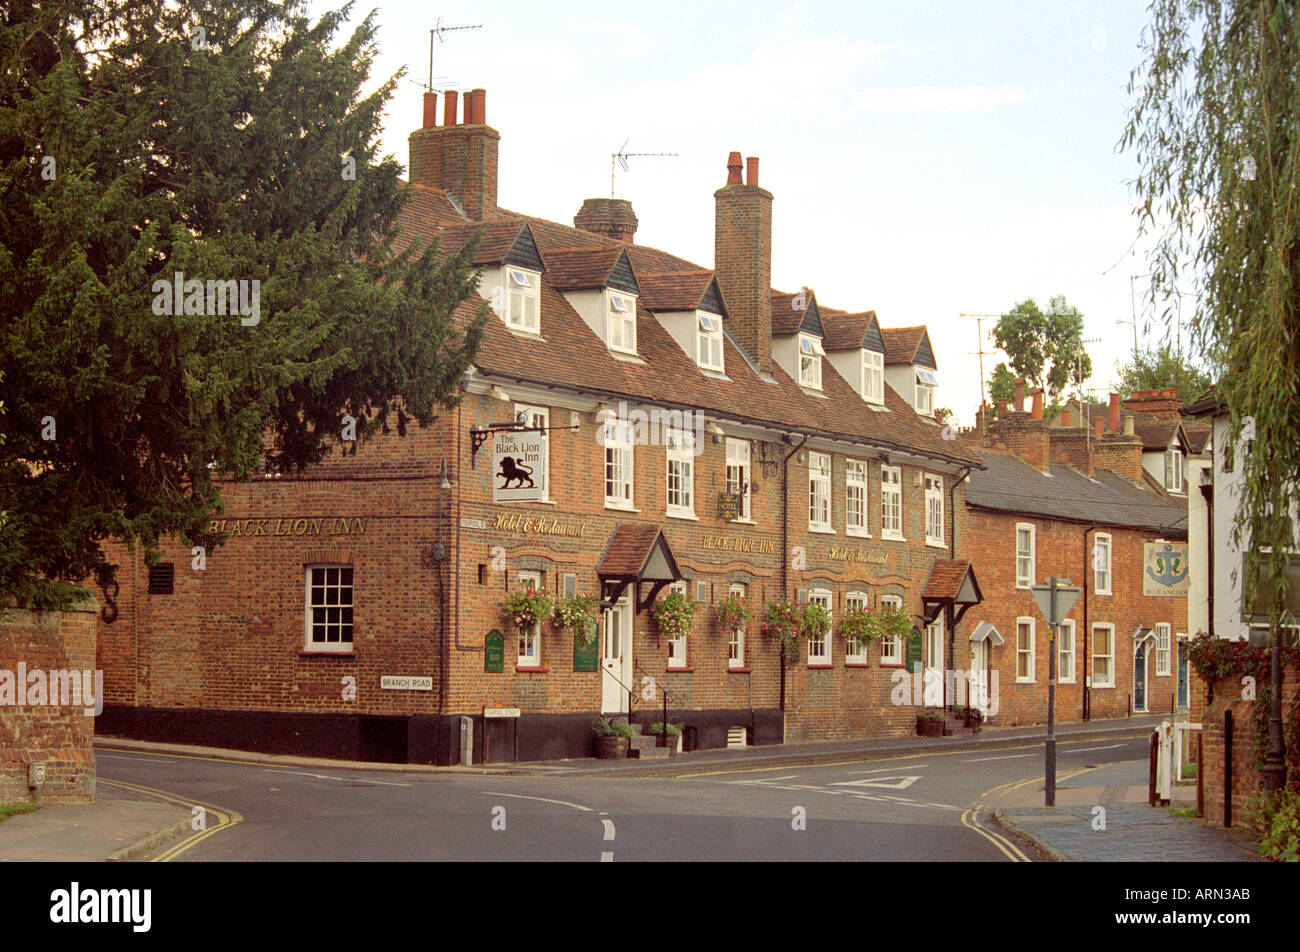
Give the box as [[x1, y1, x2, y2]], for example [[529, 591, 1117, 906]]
[[1059, 679, 1077, 685], [1092, 682, 1115, 690], [505, 327, 545, 341], [699, 366, 728, 378], [807, 526, 835, 534], [882, 532, 906, 542], [729, 517, 756, 525], [926, 539, 947, 549], [1015, 677, 1036, 685], [1095, 589, 1112, 597], [845, 528, 871, 538], [667, 510, 699, 522], [605, 502, 639, 513], [610, 351, 644, 363]]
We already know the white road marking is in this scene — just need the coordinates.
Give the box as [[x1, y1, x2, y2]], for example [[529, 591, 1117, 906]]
[[962, 752, 1035, 763], [483, 791, 594, 812], [602, 819, 616, 841], [829, 775, 921, 790], [720, 774, 799, 785], [1061, 743, 1125, 753], [846, 764, 928, 774], [263, 769, 410, 786], [600, 851, 614, 862]]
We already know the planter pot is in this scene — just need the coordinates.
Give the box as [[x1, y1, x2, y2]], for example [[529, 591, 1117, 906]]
[[660, 733, 683, 755], [916, 716, 944, 737], [594, 735, 630, 759]]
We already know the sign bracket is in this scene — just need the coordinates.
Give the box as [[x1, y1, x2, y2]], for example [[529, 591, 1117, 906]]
[[469, 421, 578, 469]]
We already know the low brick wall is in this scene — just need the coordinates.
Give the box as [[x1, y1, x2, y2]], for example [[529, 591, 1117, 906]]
[[1201, 660, 1299, 830], [0, 598, 100, 804]]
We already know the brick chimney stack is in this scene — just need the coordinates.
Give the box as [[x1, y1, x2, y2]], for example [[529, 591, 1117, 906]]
[[714, 152, 774, 374], [1123, 387, 1182, 421], [988, 384, 1050, 472], [1048, 405, 1093, 476], [574, 198, 639, 245], [407, 87, 500, 221], [1093, 393, 1144, 482]]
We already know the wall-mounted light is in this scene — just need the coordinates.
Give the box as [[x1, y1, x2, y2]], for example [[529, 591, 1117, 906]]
[[490, 385, 511, 402], [438, 459, 453, 490], [706, 421, 725, 444], [569, 411, 581, 429]]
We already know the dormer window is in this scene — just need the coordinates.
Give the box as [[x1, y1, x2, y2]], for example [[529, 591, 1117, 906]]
[[607, 291, 636, 355], [507, 268, 540, 334], [863, 350, 884, 404], [697, 313, 724, 372], [915, 368, 937, 416], [799, 334, 825, 390]]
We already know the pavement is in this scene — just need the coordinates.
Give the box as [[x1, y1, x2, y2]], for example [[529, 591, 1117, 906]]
[[0, 713, 1263, 861]]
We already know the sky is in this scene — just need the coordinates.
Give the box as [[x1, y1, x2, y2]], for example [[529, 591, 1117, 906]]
[[310, 0, 1189, 424]]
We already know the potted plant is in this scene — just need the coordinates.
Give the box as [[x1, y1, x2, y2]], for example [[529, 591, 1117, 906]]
[[648, 721, 684, 754], [592, 716, 634, 759], [762, 600, 804, 664], [916, 710, 944, 737], [503, 587, 553, 635], [715, 593, 749, 638], [651, 589, 698, 641], [553, 594, 600, 646]]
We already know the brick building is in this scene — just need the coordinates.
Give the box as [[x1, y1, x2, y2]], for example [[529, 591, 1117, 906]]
[[96, 89, 987, 763], [956, 386, 1192, 726]]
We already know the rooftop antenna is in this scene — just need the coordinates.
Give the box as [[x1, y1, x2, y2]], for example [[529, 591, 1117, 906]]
[[427, 17, 482, 91], [610, 140, 678, 197], [960, 312, 1001, 441]]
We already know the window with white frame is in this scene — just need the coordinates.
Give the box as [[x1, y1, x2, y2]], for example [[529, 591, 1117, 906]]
[[1165, 446, 1184, 492], [725, 439, 751, 521], [1016, 617, 1035, 682], [1155, 623, 1171, 675], [1093, 532, 1112, 594], [1016, 523, 1035, 589], [880, 594, 904, 664], [697, 312, 724, 372], [845, 459, 869, 535], [515, 404, 549, 498], [1059, 619, 1076, 683], [862, 350, 884, 405], [665, 425, 695, 517], [915, 368, 938, 416], [728, 583, 746, 668], [603, 418, 634, 508], [667, 581, 689, 669], [807, 589, 832, 665], [607, 290, 637, 355], [924, 473, 944, 546], [506, 268, 540, 333], [306, 566, 354, 651], [517, 571, 543, 666], [1093, 624, 1114, 687], [845, 591, 869, 663], [881, 465, 903, 539], [808, 452, 831, 531], [798, 334, 825, 390]]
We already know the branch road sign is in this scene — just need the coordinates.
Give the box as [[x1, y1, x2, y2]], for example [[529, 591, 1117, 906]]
[[1030, 578, 1081, 627], [1029, 576, 1081, 808]]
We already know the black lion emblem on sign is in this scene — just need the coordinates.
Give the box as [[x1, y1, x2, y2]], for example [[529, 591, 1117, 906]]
[[498, 457, 535, 489]]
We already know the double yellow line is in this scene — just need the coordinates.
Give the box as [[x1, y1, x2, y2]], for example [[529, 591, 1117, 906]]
[[98, 777, 242, 862], [962, 767, 1092, 862]]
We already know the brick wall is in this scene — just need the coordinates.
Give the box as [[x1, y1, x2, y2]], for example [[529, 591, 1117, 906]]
[[1, 598, 99, 804]]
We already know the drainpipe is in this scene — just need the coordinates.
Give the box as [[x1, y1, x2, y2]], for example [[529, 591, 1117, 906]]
[[949, 466, 973, 709], [779, 433, 809, 713], [1200, 480, 1214, 638], [1081, 524, 1101, 722]]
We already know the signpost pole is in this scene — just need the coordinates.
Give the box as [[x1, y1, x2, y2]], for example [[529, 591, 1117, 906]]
[[1046, 577, 1057, 807]]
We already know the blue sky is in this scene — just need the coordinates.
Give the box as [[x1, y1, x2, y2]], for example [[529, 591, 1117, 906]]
[[313, 0, 1181, 420]]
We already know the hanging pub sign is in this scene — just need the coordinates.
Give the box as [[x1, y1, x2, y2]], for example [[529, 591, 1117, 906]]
[[574, 635, 599, 673], [484, 630, 505, 673], [717, 492, 743, 521], [492, 429, 547, 503], [906, 627, 923, 668], [1143, 541, 1190, 597]]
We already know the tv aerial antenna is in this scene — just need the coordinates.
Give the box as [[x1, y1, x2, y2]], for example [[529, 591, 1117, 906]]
[[426, 17, 482, 91], [960, 312, 1002, 438], [611, 140, 678, 197]]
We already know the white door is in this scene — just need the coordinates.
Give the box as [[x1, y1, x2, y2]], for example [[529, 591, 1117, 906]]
[[970, 639, 990, 715], [924, 617, 944, 707], [602, 594, 632, 714]]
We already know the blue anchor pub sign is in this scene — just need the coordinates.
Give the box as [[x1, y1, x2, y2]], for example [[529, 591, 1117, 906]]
[[1143, 541, 1190, 597]]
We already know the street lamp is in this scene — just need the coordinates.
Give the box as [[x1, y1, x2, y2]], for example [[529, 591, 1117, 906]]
[[1030, 577, 1082, 807]]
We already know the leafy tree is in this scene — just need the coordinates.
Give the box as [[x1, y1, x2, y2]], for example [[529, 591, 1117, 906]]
[[985, 362, 1017, 419], [992, 296, 1093, 399], [1116, 344, 1215, 406], [1124, 0, 1300, 795], [0, 0, 487, 609]]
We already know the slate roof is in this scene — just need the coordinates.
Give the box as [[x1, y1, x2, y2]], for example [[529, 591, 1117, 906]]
[[965, 449, 1188, 536]]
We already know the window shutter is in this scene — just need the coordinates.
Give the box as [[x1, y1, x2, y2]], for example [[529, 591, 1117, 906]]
[[797, 587, 808, 604], [696, 580, 708, 602], [563, 573, 577, 597], [147, 562, 175, 594]]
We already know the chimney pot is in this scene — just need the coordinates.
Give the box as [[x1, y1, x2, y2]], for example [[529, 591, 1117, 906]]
[[1124, 415, 1135, 437], [746, 156, 759, 187], [1095, 416, 1104, 439], [1061, 409, 1072, 428], [1031, 388, 1044, 420], [444, 89, 459, 126], [996, 398, 1008, 416], [467, 88, 486, 125], [726, 151, 743, 185], [422, 91, 438, 128], [1108, 392, 1121, 431], [1014, 379, 1026, 412]]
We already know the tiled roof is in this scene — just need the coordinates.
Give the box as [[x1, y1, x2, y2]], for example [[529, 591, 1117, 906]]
[[598, 524, 665, 576], [881, 326, 926, 365], [771, 290, 811, 336], [1130, 416, 1181, 452], [923, 559, 973, 601], [540, 247, 627, 291], [823, 311, 877, 351], [1183, 422, 1212, 454], [434, 221, 530, 266], [966, 449, 1188, 536], [637, 271, 716, 313]]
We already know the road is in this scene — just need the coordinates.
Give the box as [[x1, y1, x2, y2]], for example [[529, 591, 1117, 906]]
[[96, 736, 1150, 861]]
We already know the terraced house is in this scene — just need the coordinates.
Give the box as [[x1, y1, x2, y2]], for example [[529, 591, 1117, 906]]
[[96, 88, 997, 763]]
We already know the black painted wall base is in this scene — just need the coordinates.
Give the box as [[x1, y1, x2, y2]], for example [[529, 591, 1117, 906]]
[[97, 704, 784, 766]]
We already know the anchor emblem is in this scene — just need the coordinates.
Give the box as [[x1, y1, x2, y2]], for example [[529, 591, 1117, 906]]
[[1146, 543, 1188, 589]]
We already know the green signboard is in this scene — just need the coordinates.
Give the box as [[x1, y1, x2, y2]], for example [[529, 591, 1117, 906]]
[[906, 626, 923, 669], [574, 634, 599, 672], [485, 629, 504, 673]]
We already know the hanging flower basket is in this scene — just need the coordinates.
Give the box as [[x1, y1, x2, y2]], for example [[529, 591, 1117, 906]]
[[762, 600, 804, 661], [554, 594, 600, 646], [651, 590, 698, 640], [503, 588, 553, 634], [839, 604, 910, 648], [715, 593, 750, 637]]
